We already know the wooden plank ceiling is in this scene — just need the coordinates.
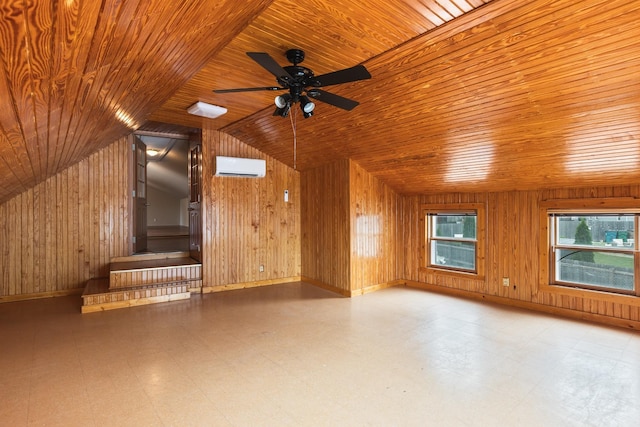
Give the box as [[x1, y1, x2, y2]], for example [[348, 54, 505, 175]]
[[0, 0, 273, 204], [2, 0, 640, 204]]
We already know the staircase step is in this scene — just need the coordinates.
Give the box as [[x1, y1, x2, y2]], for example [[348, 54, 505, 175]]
[[110, 251, 190, 263], [81, 278, 190, 314], [110, 256, 200, 272], [109, 256, 202, 292]]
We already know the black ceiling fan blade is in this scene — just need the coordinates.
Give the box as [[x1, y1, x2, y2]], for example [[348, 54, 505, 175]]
[[247, 52, 293, 83], [213, 86, 285, 93], [307, 89, 360, 111], [313, 64, 371, 87]]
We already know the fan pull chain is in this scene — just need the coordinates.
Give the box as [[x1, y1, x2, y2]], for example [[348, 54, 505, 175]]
[[290, 108, 297, 170]]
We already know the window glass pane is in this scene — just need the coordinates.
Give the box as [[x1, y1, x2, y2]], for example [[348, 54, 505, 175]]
[[432, 215, 476, 239], [137, 180, 145, 198], [431, 240, 476, 271], [556, 249, 634, 292], [555, 215, 634, 249]]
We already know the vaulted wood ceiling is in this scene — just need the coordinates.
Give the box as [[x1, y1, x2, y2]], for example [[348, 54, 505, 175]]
[[2, 0, 639, 204]]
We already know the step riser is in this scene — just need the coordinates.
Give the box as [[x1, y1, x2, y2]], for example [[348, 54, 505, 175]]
[[109, 265, 202, 290], [82, 285, 190, 313], [82, 256, 202, 313]]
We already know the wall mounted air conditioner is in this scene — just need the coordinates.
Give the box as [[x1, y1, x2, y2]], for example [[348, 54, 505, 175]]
[[215, 156, 266, 178]]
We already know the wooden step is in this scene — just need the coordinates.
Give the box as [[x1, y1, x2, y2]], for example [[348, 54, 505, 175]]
[[81, 278, 190, 314], [110, 251, 190, 263], [109, 255, 202, 293]]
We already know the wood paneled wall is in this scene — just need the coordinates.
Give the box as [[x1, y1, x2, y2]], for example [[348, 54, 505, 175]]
[[349, 161, 402, 292], [201, 128, 300, 288], [301, 159, 351, 293], [403, 186, 640, 325], [0, 137, 131, 300], [301, 159, 402, 294], [3, 117, 637, 329]]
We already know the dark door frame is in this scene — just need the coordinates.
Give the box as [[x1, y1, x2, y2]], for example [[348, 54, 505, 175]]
[[188, 131, 203, 262], [132, 136, 148, 253]]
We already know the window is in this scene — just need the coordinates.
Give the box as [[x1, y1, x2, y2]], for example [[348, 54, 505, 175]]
[[540, 198, 640, 299], [423, 203, 485, 276], [548, 212, 638, 295]]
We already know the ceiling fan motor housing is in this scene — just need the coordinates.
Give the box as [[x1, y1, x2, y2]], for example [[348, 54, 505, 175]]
[[281, 66, 318, 102], [285, 49, 305, 65]]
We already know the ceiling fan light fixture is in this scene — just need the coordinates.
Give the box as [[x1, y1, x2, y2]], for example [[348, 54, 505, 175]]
[[274, 103, 291, 118], [274, 94, 291, 108], [300, 95, 315, 113], [187, 101, 227, 119]]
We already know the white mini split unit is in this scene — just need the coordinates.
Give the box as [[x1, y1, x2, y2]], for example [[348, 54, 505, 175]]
[[215, 156, 266, 178]]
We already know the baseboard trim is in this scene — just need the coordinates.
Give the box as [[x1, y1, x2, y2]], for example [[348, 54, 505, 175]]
[[301, 277, 350, 297], [202, 276, 301, 293], [403, 280, 640, 331], [352, 279, 406, 296], [300, 277, 405, 297], [0, 288, 84, 303]]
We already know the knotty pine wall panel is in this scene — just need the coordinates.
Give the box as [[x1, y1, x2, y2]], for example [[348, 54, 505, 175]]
[[0, 136, 131, 299], [201, 128, 300, 288], [403, 186, 640, 324], [300, 159, 351, 293], [300, 159, 402, 294], [349, 160, 402, 292]]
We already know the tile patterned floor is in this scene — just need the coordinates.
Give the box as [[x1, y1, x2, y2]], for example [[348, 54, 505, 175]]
[[1, 283, 639, 426]]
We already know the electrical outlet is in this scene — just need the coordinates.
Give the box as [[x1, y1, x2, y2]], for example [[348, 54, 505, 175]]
[[502, 277, 510, 287], [259, 265, 264, 272]]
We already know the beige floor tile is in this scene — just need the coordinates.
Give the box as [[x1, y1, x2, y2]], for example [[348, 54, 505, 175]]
[[1, 283, 639, 426]]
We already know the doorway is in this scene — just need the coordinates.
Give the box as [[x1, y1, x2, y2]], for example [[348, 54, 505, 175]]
[[135, 133, 191, 253]]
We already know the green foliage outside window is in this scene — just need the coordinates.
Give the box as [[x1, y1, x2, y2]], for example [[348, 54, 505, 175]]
[[573, 218, 594, 262]]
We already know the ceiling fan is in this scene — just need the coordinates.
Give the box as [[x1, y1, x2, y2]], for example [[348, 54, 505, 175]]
[[213, 49, 371, 118]]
